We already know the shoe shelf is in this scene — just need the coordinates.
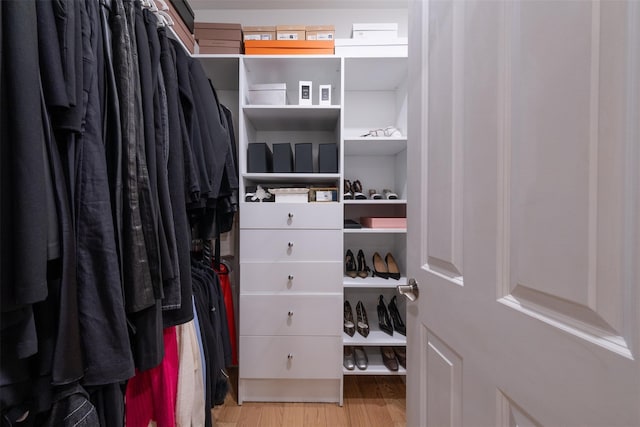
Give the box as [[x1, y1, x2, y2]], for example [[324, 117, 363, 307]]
[[343, 137, 407, 157], [343, 228, 407, 234], [343, 331, 406, 346], [343, 348, 407, 376], [343, 276, 407, 288], [343, 199, 407, 205]]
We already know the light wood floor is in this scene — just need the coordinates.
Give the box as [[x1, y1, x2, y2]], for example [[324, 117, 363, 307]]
[[212, 369, 406, 427]]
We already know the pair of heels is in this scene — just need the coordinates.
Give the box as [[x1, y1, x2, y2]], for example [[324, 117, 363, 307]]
[[344, 346, 368, 370], [367, 189, 398, 200], [380, 346, 406, 371], [344, 179, 366, 200], [344, 300, 369, 338], [345, 249, 370, 278], [372, 252, 401, 280], [377, 295, 406, 336]]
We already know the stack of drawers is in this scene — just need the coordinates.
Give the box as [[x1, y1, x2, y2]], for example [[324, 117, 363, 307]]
[[238, 203, 343, 403]]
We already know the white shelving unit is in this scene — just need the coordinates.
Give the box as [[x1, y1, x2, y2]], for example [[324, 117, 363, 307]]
[[342, 54, 408, 380], [236, 55, 344, 405], [194, 41, 408, 407]]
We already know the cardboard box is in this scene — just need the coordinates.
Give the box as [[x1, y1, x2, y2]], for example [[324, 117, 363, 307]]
[[248, 83, 287, 105], [169, 0, 194, 33], [194, 22, 242, 41], [198, 46, 241, 54], [309, 187, 338, 202], [360, 217, 407, 229], [352, 23, 398, 39], [269, 188, 309, 203], [334, 38, 407, 57], [244, 40, 334, 55], [244, 26, 276, 41], [306, 25, 335, 40], [197, 39, 242, 54], [166, 4, 195, 53], [276, 25, 306, 40]]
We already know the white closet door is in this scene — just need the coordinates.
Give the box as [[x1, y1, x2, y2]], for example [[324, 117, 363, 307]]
[[406, 0, 640, 425]]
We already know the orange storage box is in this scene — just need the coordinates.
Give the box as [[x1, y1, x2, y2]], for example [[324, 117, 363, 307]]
[[244, 40, 334, 55]]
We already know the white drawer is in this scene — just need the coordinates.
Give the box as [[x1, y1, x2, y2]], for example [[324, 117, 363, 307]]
[[240, 230, 341, 262], [240, 203, 342, 229], [240, 294, 342, 336], [239, 336, 342, 379], [241, 261, 343, 293]]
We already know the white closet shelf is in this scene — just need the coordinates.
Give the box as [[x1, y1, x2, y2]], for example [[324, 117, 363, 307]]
[[343, 137, 407, 156], [343, 330, 407, 346], [343, 199, 407, 205], [343, 276, 407, 288], [242, 172, 341, 184], [243, 105, 341, 131], [191, 0, 405, 10], [343, 228, 407, 234], [343, 348, 407, 376]]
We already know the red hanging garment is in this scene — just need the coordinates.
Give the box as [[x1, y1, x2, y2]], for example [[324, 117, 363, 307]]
[[125, 327, 179, 427], [214, 262, 238, 365]]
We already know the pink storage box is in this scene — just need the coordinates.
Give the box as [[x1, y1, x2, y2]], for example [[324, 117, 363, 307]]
[[360, 217, 407, 228]]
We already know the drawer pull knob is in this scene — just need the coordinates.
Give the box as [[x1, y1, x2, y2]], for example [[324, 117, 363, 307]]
[[288, 213, 294, 219], [288, 311, 294, 317], [288, 242, 294, 248], [288, 353, 293, 359], [288, 275, 294, 281]]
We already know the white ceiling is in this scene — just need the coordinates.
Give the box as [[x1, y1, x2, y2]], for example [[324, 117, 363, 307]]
[[188, 0, 407, 10]]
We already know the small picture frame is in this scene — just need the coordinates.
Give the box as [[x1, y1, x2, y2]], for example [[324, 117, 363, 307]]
[[299, 80, 312, 105], [319, 84, 331, 105]]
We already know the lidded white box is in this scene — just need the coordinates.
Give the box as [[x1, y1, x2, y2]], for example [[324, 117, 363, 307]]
[[248, 83, 287, 105], [352, 23, 398, 39], [335, 38, 408, 57]]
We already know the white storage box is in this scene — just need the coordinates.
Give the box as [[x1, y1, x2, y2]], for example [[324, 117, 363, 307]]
[[248, 83, 287, 105], [334, 38, 408, 57], [352, 23, 398, 39], [268, 188, 310, 203]]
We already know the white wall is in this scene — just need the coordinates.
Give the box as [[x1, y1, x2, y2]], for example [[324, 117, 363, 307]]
[[194, 8, 408, 38]]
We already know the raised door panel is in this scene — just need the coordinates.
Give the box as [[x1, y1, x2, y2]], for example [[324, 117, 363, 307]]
[[426, 0, 464, 281], [241, 261, 343, 293], [499, 0, 635, 359], [240, 294, 342, 336]]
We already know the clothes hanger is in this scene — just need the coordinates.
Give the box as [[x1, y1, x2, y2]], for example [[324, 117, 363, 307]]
[[156, 10, 174, 27], [154, 0, 170, 11]]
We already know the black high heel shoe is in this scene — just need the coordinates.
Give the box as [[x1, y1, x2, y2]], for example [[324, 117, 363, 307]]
[[372, 252, 389, 279], [352, 180, 367, 200], [356, 301, 370, 337], [356, 249, 370, 278], [344, 300, 355, 337], [344, 179, 354, 200], [385, 252, 401, 280], [387, 295, 406, 336], [345, 249, 357, 278], [377, 295, 394, 336]]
